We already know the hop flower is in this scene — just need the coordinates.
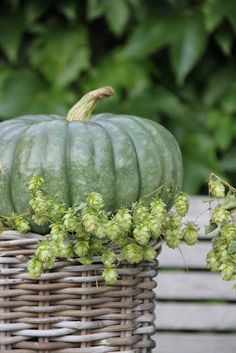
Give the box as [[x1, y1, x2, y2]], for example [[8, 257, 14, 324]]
[[142, 245, 156, 261], [211, 205, 229, 225], [51, 230, 74, 259], [80, 255, 93, 265], [74, 241, 90, 257], [114, 208, 132, 233], [216, 239, 231, 262], [168, 213, 182, 229], [212, 232, 228, 253], [208, 176, 225, 198], [63, 208, 79, 231], [35, 241, 55, 268], [183, 222, 199, 245], [221, 223, 236, 241], [86, 192, 104, 210], [49, 201, 66, 221], [12, 216, 30, 233], [65, 242, 75, 258], [27, 257, 43, 278], [219, 250, 228, 263], [82, 211, 98, 233], [50, 223, 65, 235], [30, 191, 50, 225], [146, 215, 162, 239], [133, 201, 149, 224], [150, 199, 167, 224], [44, 197, 54, 209], [115, 233, 129, 247], [28, 176, 44, 192], [149, 223, 162, 240], [32, 214, 48, 226], [175, 192, 189, 217], [122, 243, 143, 264], [105, 220, 121, 241], [92, 210, 108, 238], [53, 240, 74, 258], [206, 250, 221, 272], [102, 250, 116, 267], [220, 263, 234, 281], [94, 223, 107, 239], [102, 268, 118, 284], [30, 188, 65, 223], [133, 224, 151, 245], [165, 229, 182, 249], [29, 190, 47, 213], [90, 238, 103, 254]]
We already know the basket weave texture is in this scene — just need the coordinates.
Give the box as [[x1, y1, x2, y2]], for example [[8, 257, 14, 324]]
[[0, 230, 160, 353]]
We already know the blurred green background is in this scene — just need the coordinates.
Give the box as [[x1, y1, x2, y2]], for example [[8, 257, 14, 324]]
[[0, 0, 235, 194]]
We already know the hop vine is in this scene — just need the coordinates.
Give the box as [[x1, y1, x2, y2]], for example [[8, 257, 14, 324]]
[[4, 173, 234, 287], [0, 176, 199, 284], [206, 174, 236, 285]]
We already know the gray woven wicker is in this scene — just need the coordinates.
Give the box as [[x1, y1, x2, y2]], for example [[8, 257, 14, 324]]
[[0, 230, 161, 353]]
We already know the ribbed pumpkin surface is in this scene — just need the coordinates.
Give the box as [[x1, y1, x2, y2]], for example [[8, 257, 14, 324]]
[[0, 113, 183, 217]]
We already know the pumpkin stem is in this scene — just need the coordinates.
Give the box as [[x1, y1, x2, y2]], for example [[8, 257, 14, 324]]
[[66, 87, 115, 121]]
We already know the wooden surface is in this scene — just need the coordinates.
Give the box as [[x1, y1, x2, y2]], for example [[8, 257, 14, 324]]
[[154, 333, 236, 353], [154, 196, 236, 353]]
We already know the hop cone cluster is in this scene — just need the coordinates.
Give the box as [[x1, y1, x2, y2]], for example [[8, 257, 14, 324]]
[[206, 226, 236, 281], [206, 175, 236, 283], [0, 176, 197, 285]]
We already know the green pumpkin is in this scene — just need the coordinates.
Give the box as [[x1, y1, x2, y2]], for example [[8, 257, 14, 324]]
[[0, 87, 183, 228]]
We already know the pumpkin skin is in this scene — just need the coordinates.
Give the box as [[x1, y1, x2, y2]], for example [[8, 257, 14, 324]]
[[0, 113, 183, 223]]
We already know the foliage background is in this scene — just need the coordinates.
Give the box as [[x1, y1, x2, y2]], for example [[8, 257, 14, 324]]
[[0, 0, 235, 194]]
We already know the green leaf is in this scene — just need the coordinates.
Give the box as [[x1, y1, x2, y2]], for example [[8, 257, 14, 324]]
[[221, 147, 236, 172], [221, 82, 236, 114], [24, 1, 50, 25], [223, 0, 236, 34], [151, 86, 186, 118], [30, 24, 90, 88], [228, 240, 236, 254], [203, 0, 224, 32], [119, 15, 180, 60], [83, 54, 150, 95], [203, 0, 236, 34], [182, 133, 220, 193], [7, 0, 20, 11], [87, 0, 105, 20], [29, 88, 75, 116], [170, 12, 208, 84], [183, 159, 213, 195], [206, 110, 235, 150], [0, 4, 25, 62], [214, 26, 234, 56], [103, 0, 130, 35], [0, 69, 44, 118], [0, 68, 74, 119], [203, 66, 236, 107], [57, 1, 78, 21]]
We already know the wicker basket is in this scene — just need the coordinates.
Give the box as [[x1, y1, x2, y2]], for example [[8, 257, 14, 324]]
[[0, 230, 161, 353]]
